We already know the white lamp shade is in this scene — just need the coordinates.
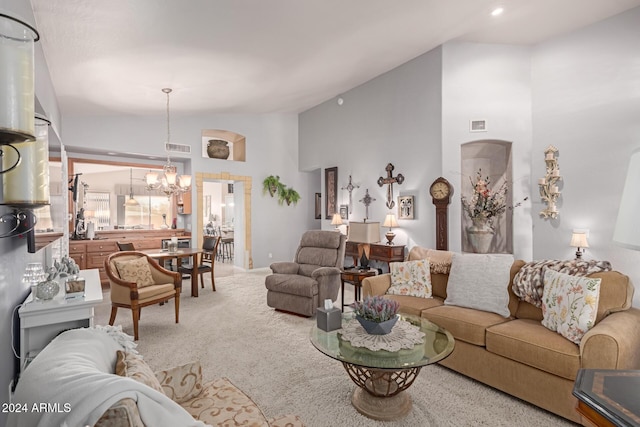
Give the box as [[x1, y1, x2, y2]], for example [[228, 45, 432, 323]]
[[179, 174, 192, 188], [331, 213, 343, 226], [614, 149, 640, 250], [348, 221, 380, 243], [165, 170, 177, 185], [570, 232, 589, 248], [145, 171, 158, 185], [383, 214, 398, 228]]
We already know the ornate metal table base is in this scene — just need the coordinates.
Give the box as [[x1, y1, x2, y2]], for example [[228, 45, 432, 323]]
[[343, 362, 421, 420]]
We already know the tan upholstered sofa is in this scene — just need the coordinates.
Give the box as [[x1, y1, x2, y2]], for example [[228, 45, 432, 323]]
[[362, 248, 640, 425], [8, 327, 303, 427]]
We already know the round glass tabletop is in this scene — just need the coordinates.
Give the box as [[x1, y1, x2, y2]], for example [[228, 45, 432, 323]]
[[310, 312, 455, 370]]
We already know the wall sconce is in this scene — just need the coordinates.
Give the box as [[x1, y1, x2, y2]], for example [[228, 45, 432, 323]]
[[539, 145, 561, 219], [330, 213, 343, 231], [0, 14, 42, 252], [570, 230, 589, 260], [383, 213, 399, 245]]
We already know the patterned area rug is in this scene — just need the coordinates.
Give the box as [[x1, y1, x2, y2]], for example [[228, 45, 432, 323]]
[[94, 270, 574, 427]]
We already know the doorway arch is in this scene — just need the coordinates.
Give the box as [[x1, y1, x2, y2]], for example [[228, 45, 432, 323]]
[[196, 172, 252, 268]]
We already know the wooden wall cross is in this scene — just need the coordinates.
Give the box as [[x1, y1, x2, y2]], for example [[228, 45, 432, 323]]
[[341, 175, 360, 214], [377, 163, 405, 209]]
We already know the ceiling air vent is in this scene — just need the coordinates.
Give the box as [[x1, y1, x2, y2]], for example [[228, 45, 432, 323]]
[[165, 142, 191, 154]]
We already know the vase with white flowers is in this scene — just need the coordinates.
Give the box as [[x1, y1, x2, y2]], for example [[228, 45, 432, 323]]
[[461, 169, 508, 253]]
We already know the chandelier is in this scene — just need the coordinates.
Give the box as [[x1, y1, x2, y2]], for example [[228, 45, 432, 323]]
[[145, 88, 192, 199]]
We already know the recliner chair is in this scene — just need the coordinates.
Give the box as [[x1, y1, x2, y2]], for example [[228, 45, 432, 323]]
[[265, 230, 346, 316]]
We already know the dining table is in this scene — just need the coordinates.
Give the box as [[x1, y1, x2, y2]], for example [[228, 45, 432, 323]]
[[139, 248, 204, 297]]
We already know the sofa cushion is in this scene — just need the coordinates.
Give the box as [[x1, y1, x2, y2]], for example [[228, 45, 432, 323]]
[[444, 253, 514, 318], [137, 283, 176, 301], [386, 295, 444, 317], [387, 259, 432, 298], [115, 351, 164, 394], [181, 377, 269, 426], [265, 273, 318, 297], [486, 318, 581, 381], [421, 305, 510, 346], [114, 257, 155, 288], [542, 269, 601, 344]]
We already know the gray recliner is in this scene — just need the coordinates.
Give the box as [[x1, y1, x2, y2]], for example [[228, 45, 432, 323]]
[[265, 230, 346, 316]]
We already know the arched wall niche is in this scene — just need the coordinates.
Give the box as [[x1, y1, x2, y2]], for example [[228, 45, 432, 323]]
[[461, 140, 513, 253]]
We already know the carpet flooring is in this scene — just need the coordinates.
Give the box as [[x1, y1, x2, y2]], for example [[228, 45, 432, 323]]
[[94, 269, 575, 426]]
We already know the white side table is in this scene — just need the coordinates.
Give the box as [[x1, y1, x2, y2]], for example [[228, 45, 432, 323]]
[[18, 269, 103, 372]]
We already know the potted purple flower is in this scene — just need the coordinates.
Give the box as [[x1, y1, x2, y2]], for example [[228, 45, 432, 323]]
[[353, 296, 400, 335]]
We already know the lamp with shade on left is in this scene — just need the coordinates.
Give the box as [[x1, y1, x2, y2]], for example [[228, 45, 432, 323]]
[[383, 213, 399, 245], [331, 213, 343, 231], [570, 230, 589, 260]]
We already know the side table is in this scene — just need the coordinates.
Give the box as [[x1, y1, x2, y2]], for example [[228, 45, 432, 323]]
[[341, 268, 377, 312]]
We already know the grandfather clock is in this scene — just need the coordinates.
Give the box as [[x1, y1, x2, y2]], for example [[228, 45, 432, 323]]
[[429, 177, 453, 250]]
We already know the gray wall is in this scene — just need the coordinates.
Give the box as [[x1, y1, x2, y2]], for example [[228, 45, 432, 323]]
[[63, 112, 315, 268], [300, 46, 443, 250], [531, 7, 640, 306]]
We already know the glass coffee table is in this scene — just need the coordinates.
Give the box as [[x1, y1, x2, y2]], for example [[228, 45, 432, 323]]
[[310, 312, 454, 420]]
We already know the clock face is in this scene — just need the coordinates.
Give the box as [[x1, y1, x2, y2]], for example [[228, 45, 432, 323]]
[[430, 181, 450, 200]]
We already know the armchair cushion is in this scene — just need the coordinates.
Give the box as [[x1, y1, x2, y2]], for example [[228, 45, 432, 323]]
[[114, 257, 155, 288], [270, 261, 300, 275]]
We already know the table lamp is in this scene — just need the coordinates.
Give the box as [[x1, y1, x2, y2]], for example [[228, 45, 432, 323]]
[[330, 213, 343, 231], [383, 214, 399, 245], [570, 230, 589, 260]]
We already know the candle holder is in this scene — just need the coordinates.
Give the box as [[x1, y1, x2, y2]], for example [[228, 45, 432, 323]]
[[539, 145, 561, 219]]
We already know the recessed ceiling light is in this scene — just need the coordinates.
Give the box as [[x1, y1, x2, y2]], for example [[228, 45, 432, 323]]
[[491, 7, 504, 16]]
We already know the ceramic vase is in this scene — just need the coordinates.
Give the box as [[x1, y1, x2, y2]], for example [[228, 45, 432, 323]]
[[467, 217, 494, 253], [356, 315, 398, 335], [207, 139, 230, 159]]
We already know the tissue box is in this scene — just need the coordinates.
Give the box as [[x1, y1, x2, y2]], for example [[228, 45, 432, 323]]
[[317, 307, 342, 332]]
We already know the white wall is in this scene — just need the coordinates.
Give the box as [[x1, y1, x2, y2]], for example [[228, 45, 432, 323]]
[[63, 113, 315, 267], [441, 42, 534, 260], [531, 7, 640, 306], [300, 47, 443, 251]]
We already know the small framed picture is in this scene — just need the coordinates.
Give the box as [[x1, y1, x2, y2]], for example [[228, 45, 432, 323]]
[[314, 193, 321, 219], [398, 195, 414, 219], [339, 204, 348, 220]]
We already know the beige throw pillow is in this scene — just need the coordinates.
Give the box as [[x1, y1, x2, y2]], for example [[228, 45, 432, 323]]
[[541, 268, 601, 344], [115, 257, 155, 288], [387, 259, 432, 298], [115, 350, 164, 394]]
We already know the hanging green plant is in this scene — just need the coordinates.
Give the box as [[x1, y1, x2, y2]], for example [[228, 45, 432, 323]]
[[279, 187, 301, 206], [262, 175, 284, 197]]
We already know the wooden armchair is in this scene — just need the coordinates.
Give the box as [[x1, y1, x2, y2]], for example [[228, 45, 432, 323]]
[[104, 251, 182, 340]]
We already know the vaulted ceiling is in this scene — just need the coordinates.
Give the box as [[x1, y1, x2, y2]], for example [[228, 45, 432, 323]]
[[31, 0, 640, 116]]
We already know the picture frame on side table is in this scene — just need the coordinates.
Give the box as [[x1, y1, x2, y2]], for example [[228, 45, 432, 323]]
[[315, 193, 322, 219], [398, 195, 414, 219], [325, 167, 338, 219], [339, 204, 348, 220]]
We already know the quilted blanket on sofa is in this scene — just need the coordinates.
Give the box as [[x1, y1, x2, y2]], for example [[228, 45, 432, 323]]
[[512, 259, 612, 308]]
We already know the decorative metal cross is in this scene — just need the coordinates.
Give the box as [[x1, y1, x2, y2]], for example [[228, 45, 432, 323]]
[[377, 163, 405, 209], [341, 175, 360, 214], [359, 189, 376, 220]]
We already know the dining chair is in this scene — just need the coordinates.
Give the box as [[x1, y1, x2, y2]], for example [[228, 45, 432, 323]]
[[179, 236, 220, 292], [117, 241, 135, 251]]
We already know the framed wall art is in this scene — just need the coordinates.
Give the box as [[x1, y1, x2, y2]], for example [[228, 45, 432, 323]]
[[325, 167, 338, 219], [315, 193, 322, 219], [339, 204, 348, 220], [398, 195, 414, 219]]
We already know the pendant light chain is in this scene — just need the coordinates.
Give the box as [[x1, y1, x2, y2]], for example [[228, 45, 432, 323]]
[[164, 88, 172, 165]]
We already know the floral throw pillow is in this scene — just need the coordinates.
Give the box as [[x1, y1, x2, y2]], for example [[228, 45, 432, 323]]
[[542, 268, 601, 344], [114, 257, 155, 288], [387, 259, 432, 298]]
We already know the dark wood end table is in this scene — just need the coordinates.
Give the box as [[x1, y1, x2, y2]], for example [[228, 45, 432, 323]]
[[573, 369, 640, 427], [341, 268, 377, 312]]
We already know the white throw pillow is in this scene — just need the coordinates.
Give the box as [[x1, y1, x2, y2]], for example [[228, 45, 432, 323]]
[[444, 253, 514, 317], [387, 259, 432, 298], [541, 268, 601, 344]]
